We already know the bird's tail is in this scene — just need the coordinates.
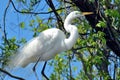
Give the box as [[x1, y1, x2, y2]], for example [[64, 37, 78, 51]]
[[8, 51, 26, 69]]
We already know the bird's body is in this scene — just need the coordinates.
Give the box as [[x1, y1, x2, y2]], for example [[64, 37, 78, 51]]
[[9, 11, 93, 68], [12, 28, 67, 67]]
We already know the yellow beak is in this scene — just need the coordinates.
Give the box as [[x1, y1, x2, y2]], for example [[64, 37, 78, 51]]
[[82, 12, 93, 15]]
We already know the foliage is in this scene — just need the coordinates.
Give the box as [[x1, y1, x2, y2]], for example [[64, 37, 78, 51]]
[[0, 37, 25, 68], [0, 0, 120, 80]]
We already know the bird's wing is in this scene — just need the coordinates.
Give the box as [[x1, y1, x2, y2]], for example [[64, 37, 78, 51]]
[[8, 29, 59, 68]]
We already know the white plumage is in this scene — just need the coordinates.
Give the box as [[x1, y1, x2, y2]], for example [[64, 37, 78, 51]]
[[9, 11, 93, 68]]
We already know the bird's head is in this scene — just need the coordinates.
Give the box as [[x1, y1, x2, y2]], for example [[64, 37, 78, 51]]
[[64, 11, 93, 32]]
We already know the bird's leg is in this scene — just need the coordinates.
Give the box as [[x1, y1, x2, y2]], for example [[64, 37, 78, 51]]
[[33, 57, 41, 80], [41, 61, 49, 80]]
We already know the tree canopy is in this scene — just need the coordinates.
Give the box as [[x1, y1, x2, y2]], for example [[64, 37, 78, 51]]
[[0, 0, 120, 80]]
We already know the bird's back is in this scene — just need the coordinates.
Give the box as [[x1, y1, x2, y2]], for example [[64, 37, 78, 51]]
[[9, 28, 66, 68]]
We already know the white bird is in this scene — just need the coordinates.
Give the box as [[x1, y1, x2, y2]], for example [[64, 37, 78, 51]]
[[9, 11, 93, 68]]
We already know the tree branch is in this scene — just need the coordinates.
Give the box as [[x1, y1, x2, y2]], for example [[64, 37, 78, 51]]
[[3, 0, 10, 46], [71, 0, 120, 57], [0, 68, 25, 80], [74, 51, 93, 80], [72, 46, 95, 51], [45, 0, 64, 30], [10, 0, 71, 15]]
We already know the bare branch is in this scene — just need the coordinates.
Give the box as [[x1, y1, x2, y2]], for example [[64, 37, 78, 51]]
[[0, 68, 25, 80], [68, 53, 73, 80], [45, 0, 64, 30], [3, 0, 10, 45], [72, 46, 95, 51], [10, 0, 71, 15], [71, 0, 120, 57]]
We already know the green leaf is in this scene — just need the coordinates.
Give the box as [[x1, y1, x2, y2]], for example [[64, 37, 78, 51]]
[[18, 38, 27, 44], [17, 0, 26, 4], [73, 66, 77, 71], [19, 22, 25, 29], [36, 16, 42, 23], [29, 19, 35, 27], [10, 37, 16, 42], [21, 9, 29, 13], [96, 21, 106, 28], [105, 9, 120, 17]]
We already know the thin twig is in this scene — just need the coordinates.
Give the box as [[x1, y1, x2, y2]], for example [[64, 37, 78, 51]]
[[3, 0, 10, 45], [0, 68, 25, 80], [10, 0, 71, 15], [68, 53, 72, 80], [45, 0, 64, 30], [72, 46, 95, 51]]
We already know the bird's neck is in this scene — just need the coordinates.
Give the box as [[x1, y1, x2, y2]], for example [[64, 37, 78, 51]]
[[64, 25, 79, 50], [64, 16, 73, 32], [64, 16, 79, 50]]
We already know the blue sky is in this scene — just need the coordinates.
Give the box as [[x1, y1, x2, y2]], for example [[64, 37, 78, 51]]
[[4, 62, 52, 80], [0, 0, 117, 80], [0, 0, 82, 80], [0, 0, 52, 80]]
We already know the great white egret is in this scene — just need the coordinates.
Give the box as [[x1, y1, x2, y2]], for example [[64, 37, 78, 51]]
[[8, 11, 93, 79]]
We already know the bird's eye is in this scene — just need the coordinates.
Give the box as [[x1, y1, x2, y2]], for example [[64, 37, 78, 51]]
[[75, 12, 80, 15], [75, 13, 78, 15]]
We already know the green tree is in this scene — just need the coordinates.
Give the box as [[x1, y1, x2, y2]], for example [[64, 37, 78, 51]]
[[0, 0, 120, 80]]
